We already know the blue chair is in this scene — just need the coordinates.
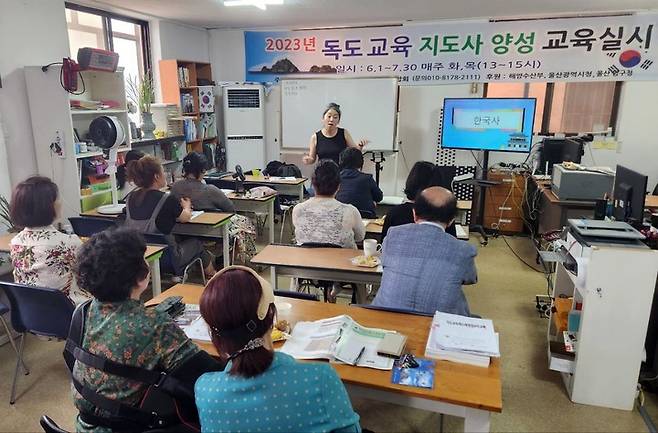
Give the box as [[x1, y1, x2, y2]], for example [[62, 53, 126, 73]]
[[68, 217, 117, 237], [141, 233, 206, 285], [274, 290, 319, 302], [0, 281, 75, 404]]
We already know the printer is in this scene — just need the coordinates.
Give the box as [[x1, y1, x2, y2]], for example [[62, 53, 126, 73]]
[[551, 163, 614, 201]]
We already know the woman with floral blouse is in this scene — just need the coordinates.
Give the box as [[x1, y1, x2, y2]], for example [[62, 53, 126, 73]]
[[9, 176, 90, 305]]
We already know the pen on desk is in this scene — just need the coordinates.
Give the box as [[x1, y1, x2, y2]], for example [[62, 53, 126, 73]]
[[335, 327, 343, 344], [353, 346, 366, 366]]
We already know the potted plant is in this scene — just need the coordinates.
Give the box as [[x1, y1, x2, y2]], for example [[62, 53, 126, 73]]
[[127, 72, 155, 139], [0, 195, 14, 272]]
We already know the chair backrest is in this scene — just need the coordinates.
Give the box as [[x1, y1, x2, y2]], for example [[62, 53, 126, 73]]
[[205, 178, 238, 190], [68, 217, 117, 237], [300, 242, 342, 249], [653, 183, 658, 196], [0, 281, 75, 338], [352, 303, 434, 317], [40, 416, 70, 433], [141, 233, 176, 276], [274, 290, 319, 302]]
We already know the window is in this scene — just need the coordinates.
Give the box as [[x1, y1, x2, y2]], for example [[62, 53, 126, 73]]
[[65, 3, 151, 121], [485, 81, 621, 135]]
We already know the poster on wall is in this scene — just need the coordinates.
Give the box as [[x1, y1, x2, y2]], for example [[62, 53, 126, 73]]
[[245, 13, 656, 85]]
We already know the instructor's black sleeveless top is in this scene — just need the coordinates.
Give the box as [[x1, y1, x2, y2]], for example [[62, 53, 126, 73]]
[[316, 128, 347, 164]]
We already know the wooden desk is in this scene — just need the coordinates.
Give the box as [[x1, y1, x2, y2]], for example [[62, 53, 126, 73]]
[[0, 233, 166, 296], [646, 195, 658, 211], [226, 192, 276, 244], [172, 212, 234, 268], [529, 177, 596, 234], [149, 284, 502, 432], [219, 174, 307, 202], [251, 245, 382, 289]]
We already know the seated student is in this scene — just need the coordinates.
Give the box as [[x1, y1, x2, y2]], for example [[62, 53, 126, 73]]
[[372, 186, 477, 316], [170, 151, 257, 263], [196, 265, 361, 433], [336, 147, 383, 218], [170, 152, 235, 212], [381, 161, 457, 239], [124, 155, 216, 277], [9, 176, 90, 305], [70, 229, 223, 432], [116, 150, 145, 200], [292, 160, 365, 249]]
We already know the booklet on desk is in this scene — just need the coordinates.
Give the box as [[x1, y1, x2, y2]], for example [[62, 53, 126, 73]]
[[280, 315, 396, 370], [425, 312, 500, 367]]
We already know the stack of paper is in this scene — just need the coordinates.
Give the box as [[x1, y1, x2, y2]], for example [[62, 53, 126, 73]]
[[425, 312, 500, 368]]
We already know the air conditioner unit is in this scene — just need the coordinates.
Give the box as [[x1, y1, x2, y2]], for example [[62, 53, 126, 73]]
[[223, 84, 265, 171]]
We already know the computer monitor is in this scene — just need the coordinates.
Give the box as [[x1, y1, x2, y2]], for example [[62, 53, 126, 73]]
[[538, 138, 584, 175], [441, 98, 536, 153], [613, 165, 648, 224]]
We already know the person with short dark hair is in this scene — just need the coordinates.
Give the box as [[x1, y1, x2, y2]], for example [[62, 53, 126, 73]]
[[303, 102, 370, 165], [72, 229, 221, 432], [124, 155, 216, 277], [336, 147, 383, 218], [170, 152, 235, 212], [9, 176, 89, 304], [292, 160, 365, 248], [196, 266, 361, 433], [117, 150, 145, 200], [372, 186, 477, 316], [381, 161, 457, 239]]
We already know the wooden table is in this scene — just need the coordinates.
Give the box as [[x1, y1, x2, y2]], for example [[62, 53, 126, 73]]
[[171, 212, 234, 268], [0, 233, 166, 296], [226, 192, 276, 244], [217, 174, 307, 202], [251, 244, 382, 290], [80, 210, 235, 269], [646, 195, 658, 211], [148, 284, 502, 432], [529, 177, 596, 234]]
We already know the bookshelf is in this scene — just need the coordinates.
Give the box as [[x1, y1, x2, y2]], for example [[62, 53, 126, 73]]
[[159, 60, 218, 154], [24, 67, 131, 216]]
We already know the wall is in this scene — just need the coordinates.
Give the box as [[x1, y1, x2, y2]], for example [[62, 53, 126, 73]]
[[580, 81, 658, 189], [0, 0, 70, 187]]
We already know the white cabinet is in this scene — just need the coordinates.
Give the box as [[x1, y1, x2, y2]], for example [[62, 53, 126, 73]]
[[547, 233, 658, 410], [24, 66, 131, 218]]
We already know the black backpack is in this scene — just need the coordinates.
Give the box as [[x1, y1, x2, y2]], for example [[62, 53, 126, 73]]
[[277, 163, 302, 178], [264, 160, 284, 176]]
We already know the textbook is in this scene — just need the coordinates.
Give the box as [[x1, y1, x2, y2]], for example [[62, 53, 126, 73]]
[[425, 312, 500, 367], [280, 315, 396, 370]]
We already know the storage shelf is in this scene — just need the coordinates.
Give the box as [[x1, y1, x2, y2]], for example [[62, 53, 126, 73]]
[[162, 160, 182, 166], [75, 146, 130, 159], [71, 109, 127, 116]]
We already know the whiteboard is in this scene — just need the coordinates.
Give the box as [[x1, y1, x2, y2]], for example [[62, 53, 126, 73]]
[[281, 78, 398, 151]]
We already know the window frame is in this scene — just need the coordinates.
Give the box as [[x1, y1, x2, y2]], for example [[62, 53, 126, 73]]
[[483, 81, 623, 135], [65, 2, 152, 75]]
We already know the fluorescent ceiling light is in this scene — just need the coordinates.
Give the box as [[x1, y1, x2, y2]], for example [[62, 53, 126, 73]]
[[224, 0, 283, 10]]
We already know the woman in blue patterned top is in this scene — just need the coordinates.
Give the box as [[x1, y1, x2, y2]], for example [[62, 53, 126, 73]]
[[195, 265, 362, 433]]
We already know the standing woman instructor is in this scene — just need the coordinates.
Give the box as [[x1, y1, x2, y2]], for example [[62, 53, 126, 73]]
[[303, 102, 369, 165]]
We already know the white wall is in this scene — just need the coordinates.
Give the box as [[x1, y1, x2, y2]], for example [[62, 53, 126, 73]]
[[580, 81, 658, 189], [0, 0, 70, 188]]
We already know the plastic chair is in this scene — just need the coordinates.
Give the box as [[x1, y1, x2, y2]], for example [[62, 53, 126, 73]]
[[0, 301, 29, 379], [274, 290, 319, 302], [40, 416, 70, 433], [0, 281, 75, 404], [141, 233, 206, 286], [68, 217, 117, 237]]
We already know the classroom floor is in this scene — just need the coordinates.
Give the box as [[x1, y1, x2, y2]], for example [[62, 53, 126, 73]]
[[0, 235, 657, 432]]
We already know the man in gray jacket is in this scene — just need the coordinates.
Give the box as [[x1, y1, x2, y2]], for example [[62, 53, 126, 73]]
[[372, 186, 477, 316]]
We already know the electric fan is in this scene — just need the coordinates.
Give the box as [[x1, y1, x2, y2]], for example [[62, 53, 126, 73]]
[[88, 116, 126, 215]]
